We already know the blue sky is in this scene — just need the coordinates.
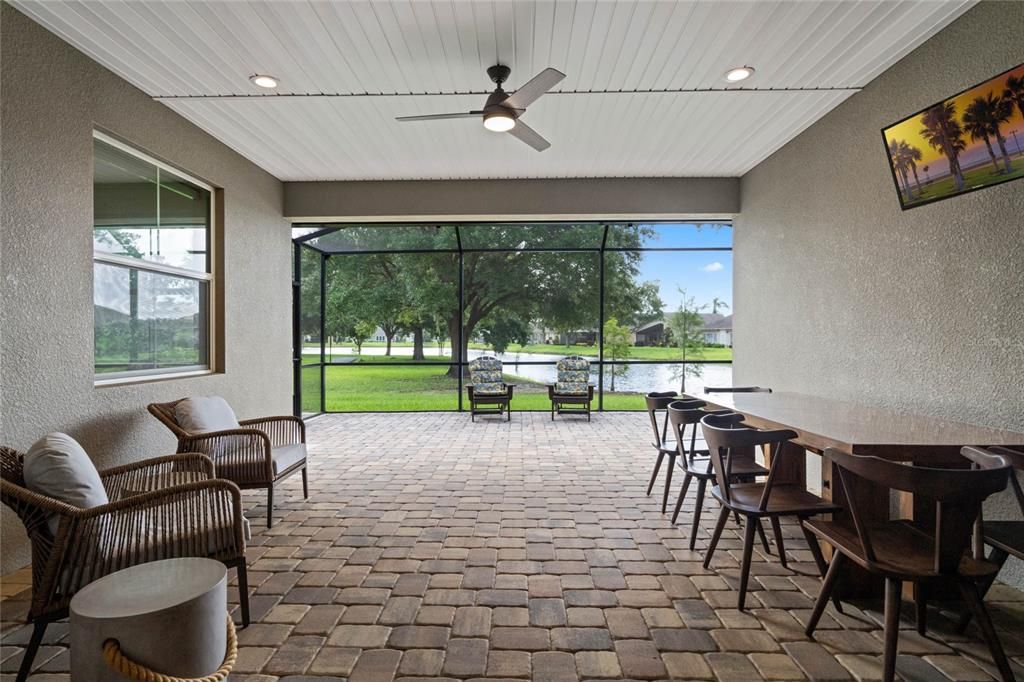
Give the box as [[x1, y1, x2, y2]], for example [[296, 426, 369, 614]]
[[634, 224, 733, 315]]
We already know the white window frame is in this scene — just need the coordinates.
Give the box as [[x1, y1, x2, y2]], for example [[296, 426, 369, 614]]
[[92, 131, 217, 386]]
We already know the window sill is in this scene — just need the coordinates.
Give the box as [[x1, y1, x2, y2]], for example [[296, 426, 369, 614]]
[[94, 369, 216, 388]]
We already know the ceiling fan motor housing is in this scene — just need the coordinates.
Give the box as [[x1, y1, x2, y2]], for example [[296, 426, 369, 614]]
[[487, 64, 511, 85]]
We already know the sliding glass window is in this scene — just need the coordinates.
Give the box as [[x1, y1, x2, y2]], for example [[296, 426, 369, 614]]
[[93, 132, 214, 382]]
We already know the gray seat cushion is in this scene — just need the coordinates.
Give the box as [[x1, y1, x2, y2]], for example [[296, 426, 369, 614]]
[[272, 443, 307, 476], [24, 433, 109, 534]]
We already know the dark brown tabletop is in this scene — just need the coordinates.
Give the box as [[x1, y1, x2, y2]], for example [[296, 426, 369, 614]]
[[693, 391, 1024, 461]]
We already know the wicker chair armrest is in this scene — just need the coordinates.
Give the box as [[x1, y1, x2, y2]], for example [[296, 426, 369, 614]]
[[99, 453, 215, 499], [238, 415, 306, 445], [53, 479, 245, 597], [179, 429, 273, 479]]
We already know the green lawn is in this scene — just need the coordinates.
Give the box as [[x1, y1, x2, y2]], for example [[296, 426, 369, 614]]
[[904, 155, 1024, 206], [301, 362, 649, 412], [306, 342, 732, 362]]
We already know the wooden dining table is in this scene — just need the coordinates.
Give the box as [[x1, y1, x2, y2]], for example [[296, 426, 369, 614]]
[[689, 390, 1024, 596]]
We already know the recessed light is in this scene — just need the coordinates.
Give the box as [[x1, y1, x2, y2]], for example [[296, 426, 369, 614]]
[[724, 66, 755, 83], [249, 74, 279, 89]]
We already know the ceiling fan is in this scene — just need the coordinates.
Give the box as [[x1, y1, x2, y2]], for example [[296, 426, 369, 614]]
[[396, 65, 565, 151]]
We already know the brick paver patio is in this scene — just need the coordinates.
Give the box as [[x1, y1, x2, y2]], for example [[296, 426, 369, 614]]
[[3, 411, 1023, 680]]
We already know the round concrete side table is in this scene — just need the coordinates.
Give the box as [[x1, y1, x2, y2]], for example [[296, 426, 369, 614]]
[[70, 558, 229, 682]]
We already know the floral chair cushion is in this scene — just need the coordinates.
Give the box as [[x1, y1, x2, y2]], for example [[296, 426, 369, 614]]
[[469, 356, 508, 396], [555, 356, 591, 395]]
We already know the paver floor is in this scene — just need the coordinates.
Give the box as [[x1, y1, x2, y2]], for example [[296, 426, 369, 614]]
[[3, 411, 1023, 681]]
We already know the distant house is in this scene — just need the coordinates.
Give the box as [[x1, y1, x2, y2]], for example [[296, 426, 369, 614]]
[[702, 314, 733, 347], [631, 313, 733, 347], [372, 326, 413, 343], [632, 319, 666, 346]]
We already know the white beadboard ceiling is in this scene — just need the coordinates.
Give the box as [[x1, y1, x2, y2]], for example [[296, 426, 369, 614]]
[[13, 0, 973, 181]]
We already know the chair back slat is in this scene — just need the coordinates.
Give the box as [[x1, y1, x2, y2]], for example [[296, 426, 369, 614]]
[[645, 392, 678, 448], [667, 399, 707, 469], [701, 413, 797, 511], [824, 446, 1012, 575]]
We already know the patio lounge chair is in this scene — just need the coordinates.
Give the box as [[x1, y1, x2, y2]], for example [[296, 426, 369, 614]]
[[1, 445, 249, 682], [548, 355, 594, 420], [467, 355, 514, 421], [148, 397, 308, 527]]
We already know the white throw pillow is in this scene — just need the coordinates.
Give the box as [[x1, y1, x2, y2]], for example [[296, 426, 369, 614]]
[[174, 396, 240, 434], [24, 433, 109, 534]]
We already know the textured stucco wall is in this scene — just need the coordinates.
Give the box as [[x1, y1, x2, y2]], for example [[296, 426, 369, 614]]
[[734, 1, 1024, 585], [0, 4, 291, 572], [284, 177, 739, 221]]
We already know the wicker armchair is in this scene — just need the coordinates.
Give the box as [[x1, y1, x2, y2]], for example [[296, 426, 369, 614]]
[[148, 399, 308, 527], [0, 446, 249, 682]]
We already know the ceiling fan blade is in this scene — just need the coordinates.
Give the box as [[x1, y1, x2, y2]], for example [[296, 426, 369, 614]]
[[504, 67, 566, 110], [395, 111, 482, 122], [508, 119, 551, 152]]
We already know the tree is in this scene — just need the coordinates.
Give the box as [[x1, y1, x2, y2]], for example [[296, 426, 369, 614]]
[[920, 102, 966, 191], [1003, 75, 1024, 122], [478, 312, 531, 355], [888, 140, 916, 202], [602, 317, 632, 391], [965, 93, 1014, 173], [352, 321, 375, 356], [711, 297, 730, 315], [668, 289, 706, 393], [316, 224, 663, 379], [903, 142, 924, 193], [963, 97, 1004, 173]]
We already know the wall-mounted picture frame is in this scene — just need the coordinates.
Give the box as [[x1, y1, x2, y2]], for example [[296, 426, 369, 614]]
[[882, 62, 1024, 210]]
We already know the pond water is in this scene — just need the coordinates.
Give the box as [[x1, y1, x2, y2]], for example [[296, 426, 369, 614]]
[[308, 345, 732, 395]]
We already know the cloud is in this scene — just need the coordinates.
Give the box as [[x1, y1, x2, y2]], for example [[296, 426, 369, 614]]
[[702, 262, 724, 272]]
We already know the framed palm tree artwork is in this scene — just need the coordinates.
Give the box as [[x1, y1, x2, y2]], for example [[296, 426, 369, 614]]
[[882, 62, 1024, 210]]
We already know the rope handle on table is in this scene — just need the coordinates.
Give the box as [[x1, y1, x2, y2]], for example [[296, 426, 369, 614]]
[[102, 614, 237, 682]]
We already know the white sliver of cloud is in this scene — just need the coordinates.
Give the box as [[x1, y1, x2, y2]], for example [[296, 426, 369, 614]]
[[702, 262, 724, 272]]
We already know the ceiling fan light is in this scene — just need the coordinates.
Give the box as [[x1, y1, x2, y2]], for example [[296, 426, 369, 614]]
[[724, 66, 755, 83], [483, 112, 516, 132]]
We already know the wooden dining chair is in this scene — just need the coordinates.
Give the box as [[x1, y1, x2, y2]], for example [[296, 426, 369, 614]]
[[700, 412, 838, 610], [645, 392, 680, 513], [704, 386, 772, 394], [667, 400, 768, 550], [804, 446, 1014, 682], [958, 445, 1024, 633]]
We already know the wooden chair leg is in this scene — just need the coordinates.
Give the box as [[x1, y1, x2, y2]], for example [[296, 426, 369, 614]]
[[646, 452, 665, 496], [661, 454, 675, 514], [15, 620, 47, 682], [883, 577, 902, 682], [689, 478, 708, 551], [957, 546, 1009, 633], [915, 583, 927, 636], [738, 515, 758, 611], [266, 485, 274, 528], [755, 518, 771, 555], [958, 578, 1015, 682], [805, 552, 845, 636], [301, 466, 309, 499], [770, 516, 787, 568], [236, 561, 251, 628], [703, 506, 731, 569], [800, 520, 843, 614], [670, 473, 692, 525]]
